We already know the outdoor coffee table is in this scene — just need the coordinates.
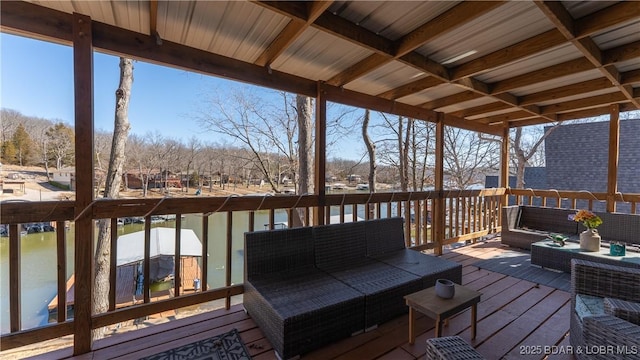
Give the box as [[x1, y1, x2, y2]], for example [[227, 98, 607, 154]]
[[404, 284, 481, 344]]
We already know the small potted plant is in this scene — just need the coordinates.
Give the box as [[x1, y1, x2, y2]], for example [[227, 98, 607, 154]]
[[573, 210, 602, 252]]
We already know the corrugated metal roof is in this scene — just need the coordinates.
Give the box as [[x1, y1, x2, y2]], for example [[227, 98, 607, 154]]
[[9, 0, 639, 130]]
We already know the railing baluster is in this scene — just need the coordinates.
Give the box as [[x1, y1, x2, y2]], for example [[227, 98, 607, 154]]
[[201, 214, 209, 292], [57, 221, 68, 321], [174, 214, 182, 297], [144, 216, 151, 303], [226, 211, 232, 309], [9, 224, 21, 332], [109, 218, 117, 312]]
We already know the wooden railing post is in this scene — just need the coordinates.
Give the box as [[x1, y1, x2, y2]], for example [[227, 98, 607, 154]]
[[73, 12, 95, 355], [607, 104, 620, 213], [314, 82, 327, 225], [433, 114, 445, 255]]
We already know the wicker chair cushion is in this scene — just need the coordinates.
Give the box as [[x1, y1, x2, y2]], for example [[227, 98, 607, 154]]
[[605, 297, 640, 326], [575, 294, 604, 321], [425, 336, 485, 360]]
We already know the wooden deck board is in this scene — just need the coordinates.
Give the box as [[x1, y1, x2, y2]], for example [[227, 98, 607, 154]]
[[19, 239, 575, 360]]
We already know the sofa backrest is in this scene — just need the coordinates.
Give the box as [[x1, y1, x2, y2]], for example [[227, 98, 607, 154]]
[[502, 205, 521, 231], [245, 227, 314, 278], [591, 212, 640, 245], [519, 206, 578, 234], [314, 221, 367, 271], [365, 217, 406, 256]]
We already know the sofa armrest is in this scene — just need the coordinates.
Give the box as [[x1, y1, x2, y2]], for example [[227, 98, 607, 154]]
[[583, 315, 640, 354], [571, 259, 640, 302]]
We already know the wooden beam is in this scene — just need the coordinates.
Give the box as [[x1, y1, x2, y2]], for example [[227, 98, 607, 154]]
[[519, 78, 614, 106], [320, 83, 503, 136], [420, 91, 483, 110], [149, 0, 161, 45], [451, 29, 567, 80], [448, 102, 512, 118], [254, 1, 332, 67], [500, 123, 510, 207], [540, 92, 627, 115], [326, 2, 502, 86], [377, 76, 443, 100], [535, 1, 640, 108], [622, 69, 640, 86], [491, 58, 594, 95], [72, 12, 94, 355], [507, 102, 635, 127], [475, 111, 536, 125], [315, 82, 327, 225], [574, 1, 640, 38], [607, 104, 620, 213]]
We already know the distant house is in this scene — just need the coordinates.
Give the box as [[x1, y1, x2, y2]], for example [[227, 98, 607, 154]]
[[51, 168, 75, 190]]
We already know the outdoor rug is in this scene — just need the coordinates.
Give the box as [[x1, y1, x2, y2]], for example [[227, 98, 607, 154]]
[[139, 328, 252, 360], [472, 249, 570, 292]]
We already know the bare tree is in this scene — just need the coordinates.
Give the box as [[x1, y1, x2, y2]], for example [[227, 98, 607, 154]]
[[511, 125, 560, 188], [444, 127, 499, 189], [296, 95, 313, 194], [362, 109, 376, 191], [46, 122, 75, 169], [94, 57, 133, 340]]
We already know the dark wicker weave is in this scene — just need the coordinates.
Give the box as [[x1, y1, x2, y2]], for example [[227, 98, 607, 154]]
[[570, 259, 640, 360], [588, 212, 640, 246], [532, 241, 640, 273], [425, 336, 485, 360], [244, 227, 365, 359], [313, 220, 423, 329], [501, 206, 578, 250], [366, 217, 462, 287]]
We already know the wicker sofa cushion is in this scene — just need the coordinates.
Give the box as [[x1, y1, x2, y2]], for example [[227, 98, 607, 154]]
[[575, 294, 604, 321], [313, 220, 367, 271], [605, 297, 640, 326], [365, 217, 406, 256], [519, 206, 578, 234]]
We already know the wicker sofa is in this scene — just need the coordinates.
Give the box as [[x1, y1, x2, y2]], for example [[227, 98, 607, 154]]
[[570, 259, 640, 360], [501, 205, 579, 250], [244, 217, 462, 359], [502, 205, 640, 251]]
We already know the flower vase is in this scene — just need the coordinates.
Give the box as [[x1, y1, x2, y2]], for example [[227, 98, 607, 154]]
[[579, 228, 601, 252]]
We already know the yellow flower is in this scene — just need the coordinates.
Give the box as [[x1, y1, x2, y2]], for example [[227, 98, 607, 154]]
[[573, 209, 602, 229]]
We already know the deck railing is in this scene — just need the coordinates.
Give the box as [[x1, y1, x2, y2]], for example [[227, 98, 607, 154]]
[[507, 188, 640, 214], [0, 189, 504, 353]]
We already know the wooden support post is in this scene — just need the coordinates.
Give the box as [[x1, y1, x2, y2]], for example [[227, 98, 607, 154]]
[[607, 104, 620, 213], [314, 83, 327, 225], [433, 114, 445, 255], [500, 122, 510, 225], [73, 12, 94, 355]]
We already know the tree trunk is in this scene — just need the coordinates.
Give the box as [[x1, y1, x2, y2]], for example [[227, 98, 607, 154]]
[[362, 109, 376, 192], [296, 95, 313, 194], [93, 58, 133, 341]]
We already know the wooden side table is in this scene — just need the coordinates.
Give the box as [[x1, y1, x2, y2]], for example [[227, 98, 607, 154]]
[[404, 284, 481, 344]]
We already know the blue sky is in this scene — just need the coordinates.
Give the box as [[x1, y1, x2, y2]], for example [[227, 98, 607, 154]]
[[1, 33, 234, 138]]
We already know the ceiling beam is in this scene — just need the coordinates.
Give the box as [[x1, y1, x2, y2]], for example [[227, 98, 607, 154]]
[[256, 1, 559, 122], [376, 76, 443, 100], [535, 1, 640, 108], [509, 102, 635, 127], [448, 102, 512, 119], [622, 69, 640, 86], [540, 92, 628, 115], [420, 91, 483, 110], [490, 58, 594, 95], [326, 1, 502, 86], [519, 78, 614, 106], [149, 0, 161, 45], [254, 1, 332, 67], [450, 30, 567, 81]]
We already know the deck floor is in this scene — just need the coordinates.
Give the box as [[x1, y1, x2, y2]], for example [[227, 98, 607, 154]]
[[27, 239, 576, 360]]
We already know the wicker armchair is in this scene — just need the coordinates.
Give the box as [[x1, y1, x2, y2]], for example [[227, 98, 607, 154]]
[[570, 259, 640, 360], [425, 336, 485, 360]]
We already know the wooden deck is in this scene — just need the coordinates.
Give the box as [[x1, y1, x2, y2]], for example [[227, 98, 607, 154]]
[[25, 239, 575, 360]]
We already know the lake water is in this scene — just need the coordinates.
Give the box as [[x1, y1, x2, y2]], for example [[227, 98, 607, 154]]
[[0, 206, 374, 334]]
